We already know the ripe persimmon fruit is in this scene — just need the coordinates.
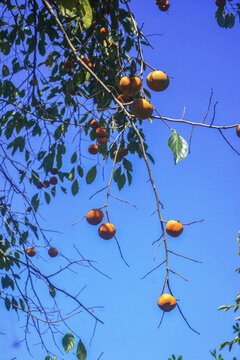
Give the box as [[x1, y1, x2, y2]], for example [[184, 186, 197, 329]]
[[100, 27, 109, 37], [113, 150, 123, 163], [119, 76, 142, 96], [90, 119, 99, 128], [158, 294, 176, 312], [50, 176, 58, 185], [130, 98, 153, 119], [50, 168, 58, 175], [43, 180, 50, 188], [117, 94, 133, 104], [86, 209, 104, 225], [82, 57, 90, 65], [96, 127, 108, 138], [166, 220, 183, 237], [36, 181, 43, 189], [156, 0, 170, 11], [48, 247, 58, 258], [236, 124, 240, 137], [97, 137, 109, 145], [215, 0, 226, 7], [98, 222, 116, 240], [88, 144, 99, 155], [147, 71, 169, 92], [26, 247, 36, 257], [119, 147, 128, 157]]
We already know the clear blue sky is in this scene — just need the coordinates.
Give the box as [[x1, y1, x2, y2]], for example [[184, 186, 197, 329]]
[[1, 1, 240, 359]]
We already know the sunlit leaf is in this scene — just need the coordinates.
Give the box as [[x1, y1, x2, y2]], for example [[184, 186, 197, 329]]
[[168, 130, 188, 164], [62, 331, 75, 353]]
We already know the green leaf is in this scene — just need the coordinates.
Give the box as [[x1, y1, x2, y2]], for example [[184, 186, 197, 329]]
[[225, 13, 235, 28], [117, 173, 126, 191], [71, 179, 79, 195], [215, 8, 226, 28], [5, 297, 11, 310], [168, 130, 188, 164], [113, 166, 121, 182], [86, 165, 97, 184], [126, 171, 132, 186], [44, 192, 51, 204], [79, 0, 93, 29], [123, 158, 132, 172], [76, 339, 87, 360], [2, 65, 9, 77], [71, 151, 77, 163], [77, 165, 83, 177], [130, 60, 137, 75], [49, 284, 56, 298], [62, 332, 75, 353], [20, 298, 25, 310]]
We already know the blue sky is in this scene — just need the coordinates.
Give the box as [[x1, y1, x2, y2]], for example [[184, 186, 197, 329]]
[[0, 1, 240, 359]]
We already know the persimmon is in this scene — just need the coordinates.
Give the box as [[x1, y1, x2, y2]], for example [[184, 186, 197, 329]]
[[166, 220, 183, 237], [119, 76, 142, 96], [64, 60, 73, 70], [117, 94, 133, 104], [82, 57, 90, 65], [147, 71, 169, 92], [100, 27, 109, 38], [96, 127, 108, 137], [113, 150, 123, 163], [130, 98, 153, 119], [158, 294, 176, 312], [156, 0, 170, 11], [50, 176, 58, 185], [215, 0, 226, 7], [43, 180, 50, 188], [26, 247, 36, 257], [88, 62, 93, 69], [50, 168, 58, 175], [90, 119, 99, 128], [48, 247, 58, 258], [88, 144, 99, 155], [119, 147, 128, 157], [98, 222, 116, 240], [97, 137, 109, 145], [236, 124, 240, 137], [86, 209, 104, 225], [36, 181, 43, 189]]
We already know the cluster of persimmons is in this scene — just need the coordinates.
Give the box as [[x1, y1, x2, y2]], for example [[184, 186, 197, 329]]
[[35, 168, 58, 189], [86, 209, 116, 240]]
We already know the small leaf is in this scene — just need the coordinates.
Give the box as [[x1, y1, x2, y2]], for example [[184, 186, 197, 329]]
[[71, 179, 79, 196], [2, 65, 9, 77], [49, 284, 56, 298], [168, 130, 188, 164], [77, 165, 83, 177], [123, 158, 132, 172], [76, 339, 87, 360], [86, 166, 97, 184], [127, 171, 132, 186], [62, 332, 76, 353], [71, 151, 77, 163], [44, 192, 51, 204], [5, 297, 11, 310], [113, 167, 121, 182], [117, 173, 126, 191]]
